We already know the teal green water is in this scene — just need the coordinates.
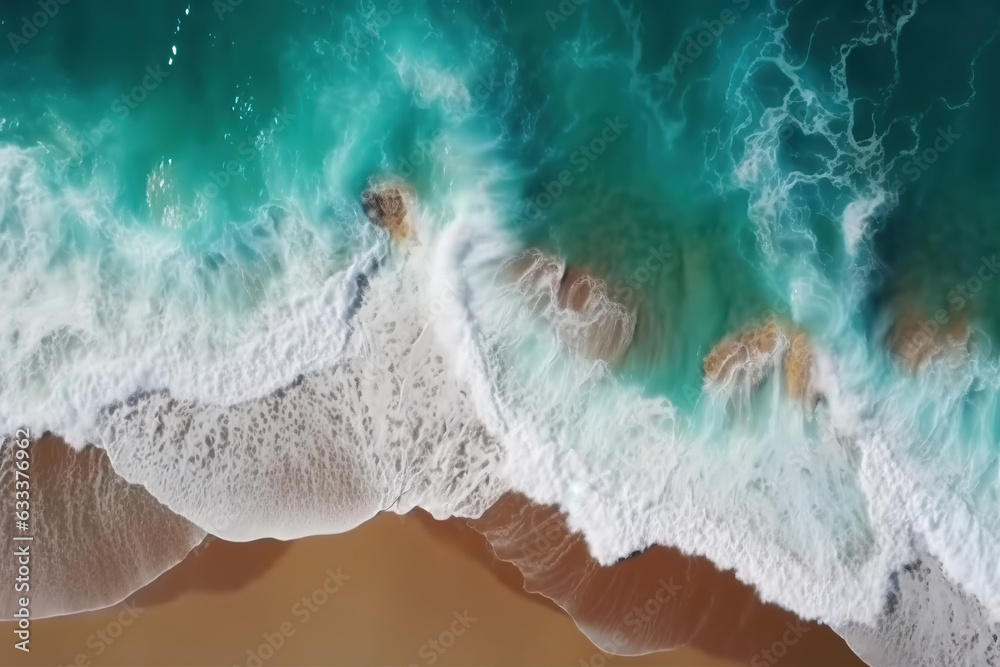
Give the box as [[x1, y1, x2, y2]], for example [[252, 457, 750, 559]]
[[5, 1, 997, 394]]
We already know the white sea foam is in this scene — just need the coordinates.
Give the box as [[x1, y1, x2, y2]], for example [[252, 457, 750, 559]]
[[449, 232, 1000, 663], [97, 234, 507, 540], [842, 194, 888, 257], [838, 548, 1000, 667], [691, 3, 1000, 655], [2, 143, 1000, 667], [0, 144, 380, 444]]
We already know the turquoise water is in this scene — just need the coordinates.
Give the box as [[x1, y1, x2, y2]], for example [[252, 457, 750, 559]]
[[2, 1, 1000, 664], [7, 0, 997, 402], [6, 0, 995, 349]]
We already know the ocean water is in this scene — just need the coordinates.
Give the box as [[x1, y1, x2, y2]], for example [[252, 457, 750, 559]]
[[1, 0, 999, 663]]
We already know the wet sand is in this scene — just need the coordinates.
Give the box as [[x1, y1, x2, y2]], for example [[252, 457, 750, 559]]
[[466, 494, 866, 665], [0, 436, 203, 620], [2, 513, 738, 667], [0, 510, 866, 667], [0, 438, 865, 667]]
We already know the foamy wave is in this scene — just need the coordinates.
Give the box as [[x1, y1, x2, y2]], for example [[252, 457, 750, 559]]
[[2, 144, 1000, 667], [0, 144, 380, 444], [97, 233, 507, 539], [426, 196, 1000, 665]]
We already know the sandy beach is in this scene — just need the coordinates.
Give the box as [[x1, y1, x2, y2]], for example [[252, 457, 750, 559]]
[[2, 513, 738, 666], [0, 440, 864, 667]]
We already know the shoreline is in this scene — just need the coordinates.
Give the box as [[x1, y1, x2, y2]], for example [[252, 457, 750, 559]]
[[0, 438, 863, 666], [0, 513, 737, 667]]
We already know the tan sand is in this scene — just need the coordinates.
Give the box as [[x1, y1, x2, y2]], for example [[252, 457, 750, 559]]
[[0, 477, 864, 666], [1, 510, 740, 667]]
